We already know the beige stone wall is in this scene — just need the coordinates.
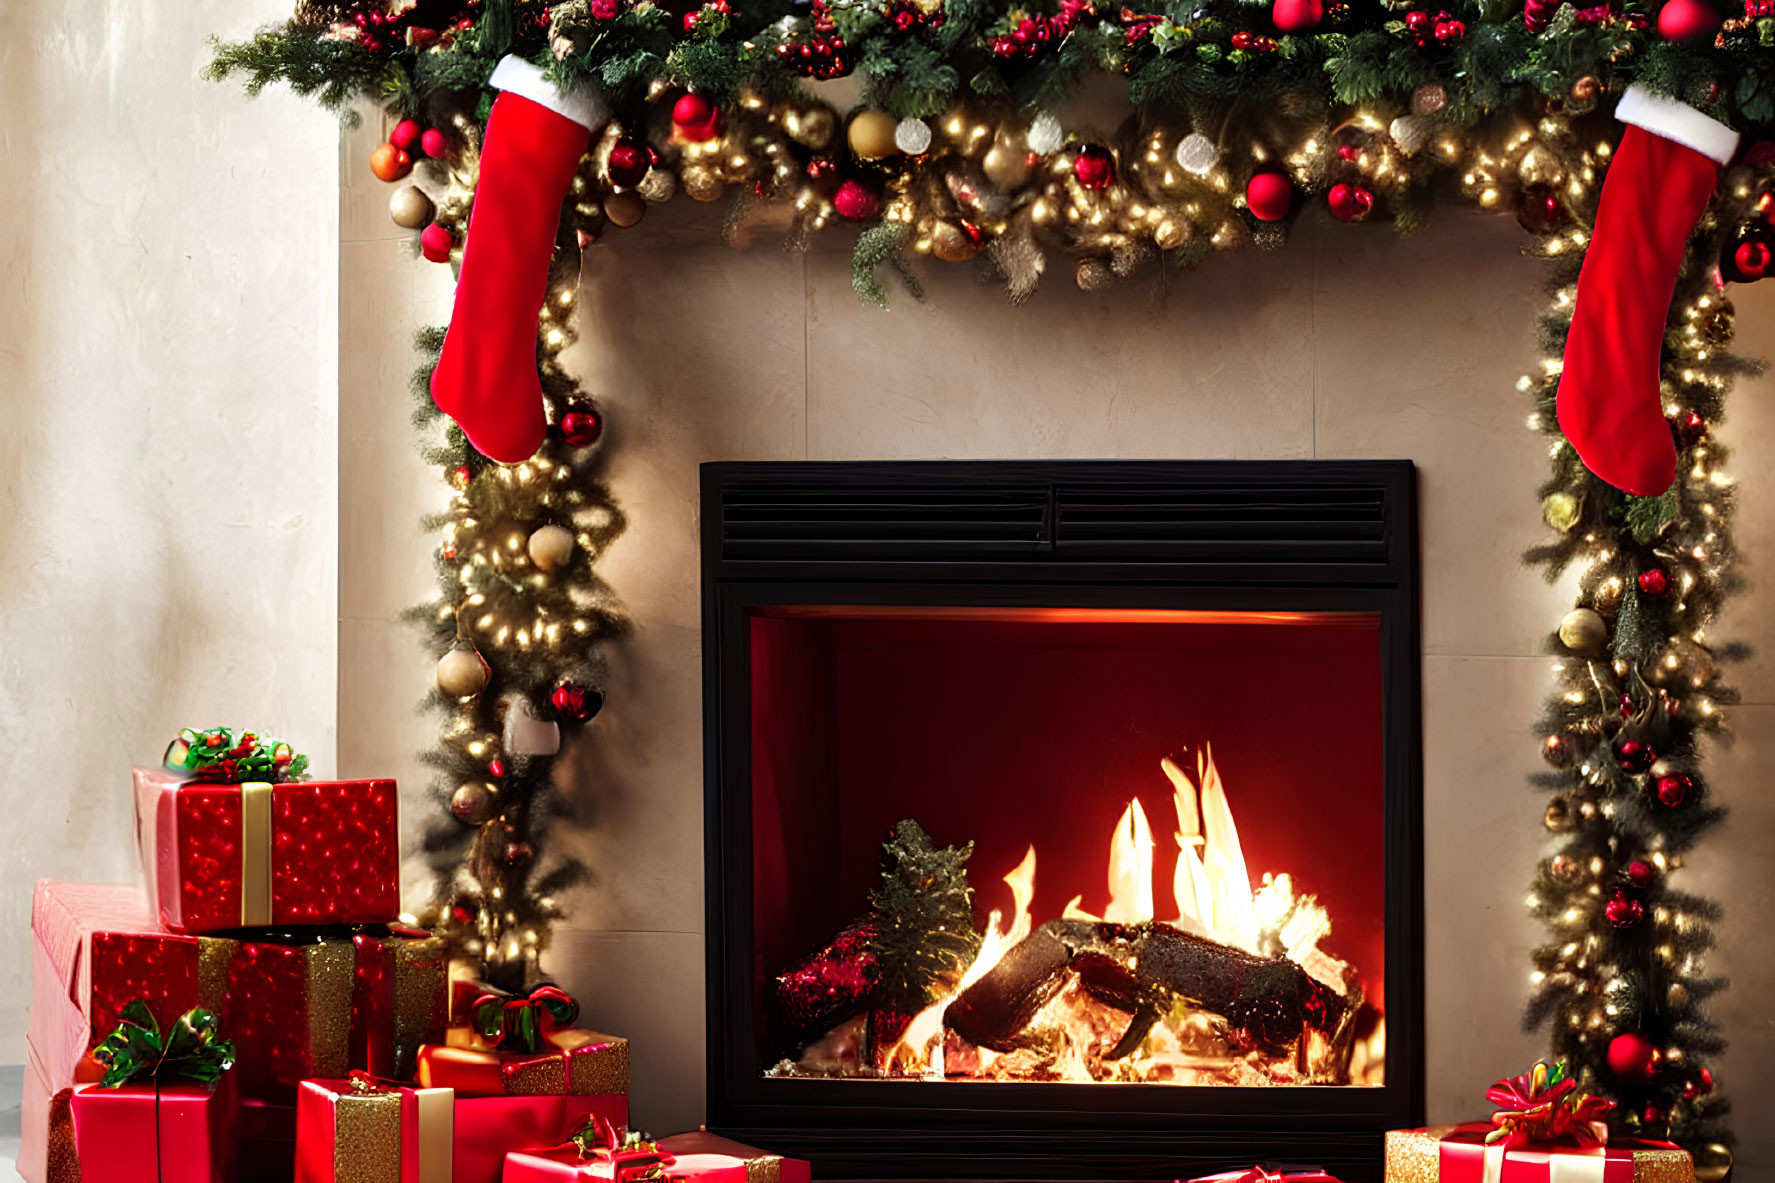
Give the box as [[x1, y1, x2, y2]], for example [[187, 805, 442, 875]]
[[0, 1, 339, 1062]]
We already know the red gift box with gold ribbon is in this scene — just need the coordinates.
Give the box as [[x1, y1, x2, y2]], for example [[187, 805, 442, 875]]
[[134, 765, 401, 933], [28, 882, 446, 1107], [296, 1075, 456, 1183], [500, 1130, 812, 1183]]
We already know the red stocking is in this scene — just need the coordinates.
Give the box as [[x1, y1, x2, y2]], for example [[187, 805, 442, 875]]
[[1557, 86, 1738, 497], [431, 57, 606, 463]]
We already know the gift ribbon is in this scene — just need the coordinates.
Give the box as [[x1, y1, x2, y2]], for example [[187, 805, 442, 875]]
[[239, 781, 274, 927], [332, 1072, 455, 1183], [556, 1112, 677, 1183], [1438, 1125, 1641, 1183], [472, 983, 580, 1052]]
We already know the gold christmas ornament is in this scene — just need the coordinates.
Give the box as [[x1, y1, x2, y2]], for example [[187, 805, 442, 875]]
[[451, 780, 498, 825], [527, 524, 575, 573], [1693, 1143, 1733, 1183], [1542, 491, 1581, 531], [1411, 84, 1448, 116], [603, 190, 647, 227], [1389, 114, 1433, 156], [982, 133, 1035, 188], [679, 165, 726, 203], [1075, 258, 1115, 291], [1570, 75, 1601, 103], [1544, 796, 1575, 832], [1667, 982, 1690, 1008], [437, 645, 491, 699], [1558, 607, 1610, 656], [847, 109, 900, 160], [930, 220, 983, 262], [783, 105, 836, 150], [389, 185, 435, 229], [1593, 578, 1624, 617], [1153, 218, 1188, 250], [637, 169, 677, 203]]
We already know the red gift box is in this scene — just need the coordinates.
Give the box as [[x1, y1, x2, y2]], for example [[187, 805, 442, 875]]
[[68, 1074, 240, 1183], [1385, 1124, 1695, 1182], [28, 882, 446, 1106], [416, 1025, 629, 1098], [500, 1132, 812, 1183], [134, 766, 401, 932], [458, 1095, 630, 1183], [296, 1076, 456, 1183]]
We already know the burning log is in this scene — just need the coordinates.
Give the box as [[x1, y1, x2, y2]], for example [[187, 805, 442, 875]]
[[945, 918, 1349, 1059]]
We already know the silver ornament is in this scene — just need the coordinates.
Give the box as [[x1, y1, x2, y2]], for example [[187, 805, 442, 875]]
[[894, 117, 934, 155], [1175, 133, 1218, 175], [1389, 114, 1432, 156]]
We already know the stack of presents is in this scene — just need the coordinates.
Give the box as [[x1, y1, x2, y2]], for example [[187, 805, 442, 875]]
[[19, 728, 808, 1183]]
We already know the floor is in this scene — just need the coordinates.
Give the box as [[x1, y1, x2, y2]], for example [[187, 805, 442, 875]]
[[0, 1064, 20, 1178]]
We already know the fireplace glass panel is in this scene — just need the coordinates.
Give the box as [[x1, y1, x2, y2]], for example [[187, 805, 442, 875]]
[[749, 605, 1386, 1090]]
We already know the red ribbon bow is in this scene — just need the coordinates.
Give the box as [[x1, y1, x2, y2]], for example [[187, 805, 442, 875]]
[[1485, 1061, 1614, 1149], [471, 983, 580, 1053]]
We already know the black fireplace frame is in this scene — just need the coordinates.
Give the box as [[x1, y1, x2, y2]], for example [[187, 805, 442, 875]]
[[700, 460, 1423, 1182]]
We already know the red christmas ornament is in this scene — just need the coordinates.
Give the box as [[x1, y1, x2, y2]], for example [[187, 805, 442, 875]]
[[1328, 182, 1374, 222], [560, 409, 603, 447], [1605, 890, 1645, 928], [1272, 0, 1324, 31], [1606, 1032, 1661, 1082], [1657, 0, 1721, 39], [1433, 13, 1466, 39], [1625, 858, 1656, 886], [420, 223, 454, 263], [1733, 239, 1773, 280], [420, 127, 449, 159], [607, 139, 652, 188], [1655, 772, 1694, 807], [550, 681, 605, 722], [1229, 30, 1278, 50], [672, 92, 723, 142], [1637, 567, 1670, 596], [370, 142, 414, 182], [1336, 144, 1360, 162], [1072, 144, 1115, 190], [1246, 172, 1294, 221], [1615, 738, 1657, 774], [390, 118, 423, 153], [833, 179, 881, 220], [1404, 9, 1432, 39]]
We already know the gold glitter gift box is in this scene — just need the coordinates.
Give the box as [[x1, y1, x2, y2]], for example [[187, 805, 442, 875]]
[[1386, 1125, 1695, 1183]]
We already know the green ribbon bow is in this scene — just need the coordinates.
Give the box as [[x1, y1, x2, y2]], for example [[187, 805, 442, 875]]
[[92, 1001, 237, 1089], [163, 726, 309, 784]]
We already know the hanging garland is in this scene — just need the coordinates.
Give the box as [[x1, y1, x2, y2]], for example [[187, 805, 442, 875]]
[[208, 0, 1771, 1161]]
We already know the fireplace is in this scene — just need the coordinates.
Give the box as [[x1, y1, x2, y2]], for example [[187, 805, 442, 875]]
[[701, 461, 1423, 1181]]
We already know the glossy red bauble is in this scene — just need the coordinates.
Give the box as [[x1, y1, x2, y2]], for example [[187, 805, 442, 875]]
[[420, 127, 450, 159], [672, 91, 722, 141], [420, 223, 454, 263], [1433, 15, 1466, 39], [1615, 738, 1657, 774], [1637, 567, 1670, 596], [1735, 239, 1773, 280], [1327, 182, 1374, 222], [551, 681, 605, 722], [1625, 858, 1656, 886], [1606, 1032, 1661, 1082], [390, 118, 423, 153], [1246, 172, 1294, 221], [560, 409, 603, 447], [1272, 0, 1324, 31], [1072, 145, 1115, 190], [1655, 772, 1695, 807], [833, 179, 881, 220], [1605, 890, 1645, 928], [1657, 0, 1722, 39], [607, 139, 652, 188], [370, 142, 414, 182]]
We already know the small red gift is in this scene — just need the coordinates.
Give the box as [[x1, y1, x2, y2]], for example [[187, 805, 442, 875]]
[[134, 728, 400, 933], [500, 1126, 812, 1183], [67, 1002, 242, 1183], [1185, 1167, 1344, 1183], [296, 1072, 456, 1183]]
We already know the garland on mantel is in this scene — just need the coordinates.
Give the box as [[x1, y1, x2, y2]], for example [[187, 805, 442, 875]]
[[209, 0, 1769, 1160]]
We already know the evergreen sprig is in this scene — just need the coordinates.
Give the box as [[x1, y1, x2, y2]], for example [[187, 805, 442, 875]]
[[867, 820, 982, 1017]]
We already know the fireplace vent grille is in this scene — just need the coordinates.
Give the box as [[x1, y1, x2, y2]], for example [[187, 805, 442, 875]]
[[716, 478, 1390, 565]]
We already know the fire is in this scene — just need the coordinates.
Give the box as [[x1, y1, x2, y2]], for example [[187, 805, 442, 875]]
[[885, 745, 1368, 1083]]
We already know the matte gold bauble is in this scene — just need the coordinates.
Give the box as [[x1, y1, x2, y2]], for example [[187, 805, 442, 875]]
[[437, 645, 490, 698], [389, 185, 436, 229], [1667, 982, 1690, 1008], [784, 105, 837, 151], [1558, 607, 1609, 656], [982, 137, 1035, 189], [603, 190, 647, 228], [1153, 218, 1188, 250], [526, 524, 575, 573], [1542, 491, 1580, 532], [1544, 796, 1575, 832], [1076, 258, 1115, 291], [847, 109, 900, 160], [679, 165, 726, 203], [930, 220, 983, 262]]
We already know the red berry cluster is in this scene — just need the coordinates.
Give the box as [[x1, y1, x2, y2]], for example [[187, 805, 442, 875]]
[[350, 0, 483, 52], [989, 0, 1092, 58], [683, 0, 729, 32], [887, 1, 945, 30], [1750, 0, 1775, 13], [1230, 29, 1279, 49], [1403, 8, 1465, 43], [778, 0, 850, 77]]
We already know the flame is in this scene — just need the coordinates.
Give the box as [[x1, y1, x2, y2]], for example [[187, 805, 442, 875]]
[[878, 746, 1356, 1083]]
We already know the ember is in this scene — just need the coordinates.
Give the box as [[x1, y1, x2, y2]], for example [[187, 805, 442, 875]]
[[769, 745, 1384, 1086]]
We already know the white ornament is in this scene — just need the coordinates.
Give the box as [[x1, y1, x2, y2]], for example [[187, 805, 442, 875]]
[[894, 117, 934, 155], [1175, 132, 1218, 175], [1389, 114, 1432, 156], [1026, 112, 1065, 156], [503, 694, 562, 757]]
